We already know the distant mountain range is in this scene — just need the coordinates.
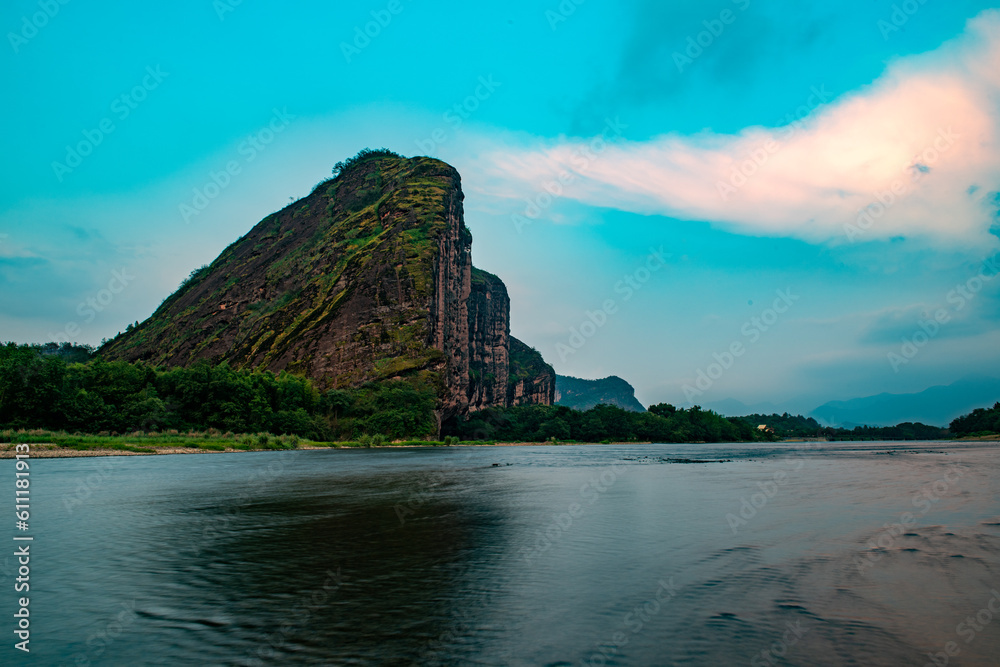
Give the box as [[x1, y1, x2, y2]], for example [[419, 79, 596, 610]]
[[560, 373, 999, 427], [701, 376, 1000, 428], [555, 375, 646, 412], [808, 376, 1000, 428]]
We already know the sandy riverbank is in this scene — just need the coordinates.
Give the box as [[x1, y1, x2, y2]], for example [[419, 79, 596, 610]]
[[0, 441, 629, 458]]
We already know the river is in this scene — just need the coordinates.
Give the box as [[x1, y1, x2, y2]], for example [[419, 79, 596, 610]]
[[6, 441, 1000, 665]]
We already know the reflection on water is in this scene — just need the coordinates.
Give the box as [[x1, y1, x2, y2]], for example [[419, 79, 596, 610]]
[[8, 441, 1000, 665]]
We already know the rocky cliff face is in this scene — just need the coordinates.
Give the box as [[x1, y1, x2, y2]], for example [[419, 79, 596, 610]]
[[429, 182, 472, 419], [467, 268, 509, 411], [508, 337, 555, 407], [100, 152, 552, 424]]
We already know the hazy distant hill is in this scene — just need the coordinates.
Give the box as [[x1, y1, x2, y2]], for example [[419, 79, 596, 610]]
[[809, 376, 1000, 427], [555, 375, 645, 412], [700, 398, 784, 417]]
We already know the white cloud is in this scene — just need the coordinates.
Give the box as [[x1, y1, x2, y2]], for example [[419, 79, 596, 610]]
[[474, 10, 1000, 249]]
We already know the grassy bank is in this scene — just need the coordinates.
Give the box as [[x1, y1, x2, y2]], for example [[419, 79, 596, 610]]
[[0, 429, 314, 454], [0, 429, 473, 456], [0, 430, 640, 457]]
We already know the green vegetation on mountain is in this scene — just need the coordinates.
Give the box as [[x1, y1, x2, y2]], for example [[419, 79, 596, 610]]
[[96, 149, 558, 429], [100, 150, 468, 392], [555, 374, 646, 412], [507, 337, 555, 403]]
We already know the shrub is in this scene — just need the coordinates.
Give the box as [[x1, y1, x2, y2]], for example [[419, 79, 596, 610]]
[[358, 433, 388, 448], [331, 148, 402, 178]]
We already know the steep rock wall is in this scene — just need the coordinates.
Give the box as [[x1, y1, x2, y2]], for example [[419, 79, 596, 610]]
[[429, 182, 472, 421], [507, 336, 555, 407], [467, 268, 510, 410]]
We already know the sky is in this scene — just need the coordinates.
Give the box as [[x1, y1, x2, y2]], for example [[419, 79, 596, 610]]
[[2, 0, 999, 414]]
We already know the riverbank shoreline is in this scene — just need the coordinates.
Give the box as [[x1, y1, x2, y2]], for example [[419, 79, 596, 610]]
[[1, 437, 997, 458], [0, 441, 635, 458]]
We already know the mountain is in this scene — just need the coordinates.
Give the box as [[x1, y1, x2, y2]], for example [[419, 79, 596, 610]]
[[467, 269, 555, 408], [699, 398, 785, 417], [100, 150, 554, 423], [809, 376, 1000, 427], [555, 375, 645, 412], [509, 338, 557, 407]]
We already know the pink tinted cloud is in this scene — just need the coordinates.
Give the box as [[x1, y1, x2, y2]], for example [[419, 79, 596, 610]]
[[478, 10, 1000, 248]]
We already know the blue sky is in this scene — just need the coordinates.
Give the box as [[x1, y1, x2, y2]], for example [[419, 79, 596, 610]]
[[2, 0, 999, 413]]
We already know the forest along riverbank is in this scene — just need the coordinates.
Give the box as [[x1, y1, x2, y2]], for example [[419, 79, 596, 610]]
[[2, 438, 998, 458], [0, 441, 660, 458]]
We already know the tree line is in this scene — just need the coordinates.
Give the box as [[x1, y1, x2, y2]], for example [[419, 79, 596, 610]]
[[733, 413, 949, 440], [2, 344, 996, 442], [950, 402, 1000, 437], [0, 343, 436, 441], [0, 344, 763, 443], [447, 402, 763, 443]]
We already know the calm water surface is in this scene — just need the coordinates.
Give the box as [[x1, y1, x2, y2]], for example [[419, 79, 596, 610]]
[[6, 441, 1000, 666]]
